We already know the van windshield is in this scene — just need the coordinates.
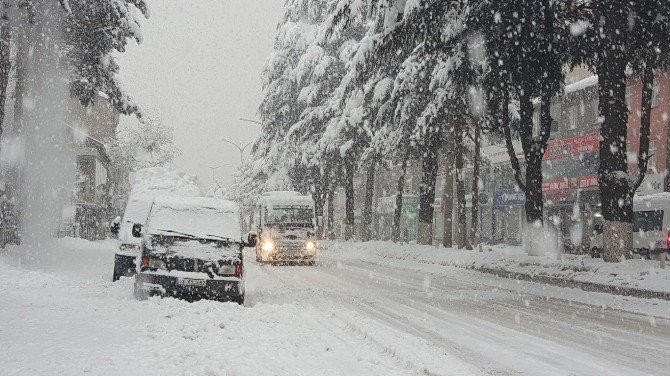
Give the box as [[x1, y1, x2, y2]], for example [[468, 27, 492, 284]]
[[266, 205, 313, 226], [633, 210, 664, 232]]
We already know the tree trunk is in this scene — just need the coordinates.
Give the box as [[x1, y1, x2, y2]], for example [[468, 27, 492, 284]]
[[441, 148, 455, 248], [344, 160, 355, 241], [518, 95, 544, 225], [469, 124, 481, 249], [326, 188, 334, 240], [595, 1, 632, 262], [455, 124, 467, 249], [13, 23, 29, 129], [312, 174, 327, 240], [417, 133, 439, 245], [325, 184, 335, 240], [632, 67, 654, 192], [361, 161, 376, 242], [391, 156, 407, 243], [0, 10, 10, 139]]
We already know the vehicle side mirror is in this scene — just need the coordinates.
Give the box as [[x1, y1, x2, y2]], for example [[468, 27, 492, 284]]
[[131, 223, 143, 238], [246, 232, 257, 247]]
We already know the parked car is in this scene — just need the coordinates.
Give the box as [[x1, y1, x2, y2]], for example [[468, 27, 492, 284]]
[[590, 193, 670, 259], [252, 191, 317, 265], [133, 196, 247, 304]]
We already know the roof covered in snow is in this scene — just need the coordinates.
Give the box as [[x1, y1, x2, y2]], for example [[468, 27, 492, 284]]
[[258, 191, 314, 207], [146, 196, 241, 241], [119, 167, 202, 245]]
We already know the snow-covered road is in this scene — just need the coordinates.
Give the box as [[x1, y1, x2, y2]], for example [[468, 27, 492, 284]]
[[1, 239, 669, 375]]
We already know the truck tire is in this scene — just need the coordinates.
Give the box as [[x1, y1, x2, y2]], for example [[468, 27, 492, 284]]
[[231, 294, 245, 305]]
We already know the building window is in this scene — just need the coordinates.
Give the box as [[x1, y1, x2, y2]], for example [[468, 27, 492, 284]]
[[652, 78, 660, 107], [626, 86, 633, 111], [532, 110, 540, 137], [648, 140, 657, 170], [568, 106, 577, 130], [404, 177, 413, 195]]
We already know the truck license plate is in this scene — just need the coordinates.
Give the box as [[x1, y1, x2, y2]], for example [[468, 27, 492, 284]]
[[182, 278, 206, 287]]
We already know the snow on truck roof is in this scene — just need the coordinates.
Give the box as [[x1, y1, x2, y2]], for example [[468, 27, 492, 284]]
[[119, 167, 202, 245], [147, 196, 241, 241], [258, 191, 314, 206], [152, 196, 239, 212]]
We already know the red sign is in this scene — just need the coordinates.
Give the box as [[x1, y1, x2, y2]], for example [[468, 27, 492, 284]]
[[578, 174, 598, 190], [544, 132, 599, 160], [543, 179, 569, 192]]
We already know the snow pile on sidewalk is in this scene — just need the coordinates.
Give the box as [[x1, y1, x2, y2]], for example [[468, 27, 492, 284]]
[[324, 241, 670, 296], [0, 237, 118, 280]]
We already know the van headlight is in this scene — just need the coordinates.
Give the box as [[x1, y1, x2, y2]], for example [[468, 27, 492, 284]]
[[305, 241, 316, 253], [261, 241, 275, 253], [218, 265, 236, 276]]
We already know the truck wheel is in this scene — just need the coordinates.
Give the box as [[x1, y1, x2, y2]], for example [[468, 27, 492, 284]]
[[231, 295, 245, 305]]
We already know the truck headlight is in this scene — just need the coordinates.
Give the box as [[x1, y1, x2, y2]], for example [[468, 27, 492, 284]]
[[305, 241, 316, 252], [261, 241, 275, 253], [218, 264, 236, 276]]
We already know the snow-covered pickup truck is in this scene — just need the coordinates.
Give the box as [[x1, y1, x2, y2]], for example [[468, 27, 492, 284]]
[[132, 196, 248, 304]]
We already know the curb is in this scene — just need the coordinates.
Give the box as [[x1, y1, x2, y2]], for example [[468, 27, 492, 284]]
[[473, 266, 670, 301]]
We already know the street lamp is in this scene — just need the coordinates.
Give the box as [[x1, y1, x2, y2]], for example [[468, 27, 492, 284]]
[[201, 164, 229, 183], [220, 118, 261, 165], [220, 139, 253, 165], [239, 118, 262, 126]]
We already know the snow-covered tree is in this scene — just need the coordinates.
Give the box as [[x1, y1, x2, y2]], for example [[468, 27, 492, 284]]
[[64, 0, 148, 117], [110, 117, 180, 171]]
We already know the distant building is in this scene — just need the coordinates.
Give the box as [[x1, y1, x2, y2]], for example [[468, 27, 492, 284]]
[[62, 96, 129, 240]]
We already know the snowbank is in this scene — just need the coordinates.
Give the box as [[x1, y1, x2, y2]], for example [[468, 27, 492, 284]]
[[324, 241, 670, 297]]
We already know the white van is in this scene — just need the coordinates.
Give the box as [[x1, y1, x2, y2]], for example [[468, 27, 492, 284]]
[[251, 191, 317, 265], [112, 168, 201, 281], [590, 192, 670, 259]]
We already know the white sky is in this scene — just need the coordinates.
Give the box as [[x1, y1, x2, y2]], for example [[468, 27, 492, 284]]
[[116, 0, 284, 188]]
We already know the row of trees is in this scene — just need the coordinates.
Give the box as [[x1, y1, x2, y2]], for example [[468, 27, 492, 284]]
[[236, 0, 670, 262]]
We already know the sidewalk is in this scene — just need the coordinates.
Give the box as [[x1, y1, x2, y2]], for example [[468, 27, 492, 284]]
[[325, 241, 670, 300]]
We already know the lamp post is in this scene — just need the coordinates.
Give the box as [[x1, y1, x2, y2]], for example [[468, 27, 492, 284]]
[[239, 118, 262, 126], [201, 164, 228, 183], [220, 118, 261, 165], [220, 139, 253, 165]]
